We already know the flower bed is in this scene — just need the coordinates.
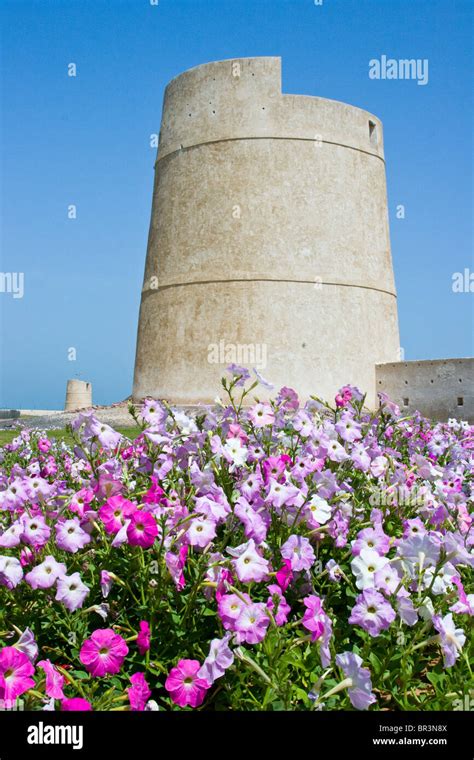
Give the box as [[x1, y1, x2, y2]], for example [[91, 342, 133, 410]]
[[0, 367, 472, 711]]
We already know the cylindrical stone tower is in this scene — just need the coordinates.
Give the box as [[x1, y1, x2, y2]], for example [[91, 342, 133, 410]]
[[133, 57, 400, 407], [64, 379, 92, 411]]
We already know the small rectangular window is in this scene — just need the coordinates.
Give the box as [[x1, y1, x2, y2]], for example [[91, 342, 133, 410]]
[[369, 120, 377, 146], [403, 398, 409, 407], [457, 397, 464, 406]]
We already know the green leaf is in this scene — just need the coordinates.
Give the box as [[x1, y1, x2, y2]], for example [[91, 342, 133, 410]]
[[369, 652, 382, 675], [71, 670, 89, 680]]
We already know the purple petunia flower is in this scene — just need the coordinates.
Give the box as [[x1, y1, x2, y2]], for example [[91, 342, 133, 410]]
[[25, 556, 67, 590], [349, 589, 396, 637], [55, 518, 91, 553], [234, 602, 270, 644], [281, 534, 315, 572], [336, 651, 376, 710], [198, 633, 234, 685], [55, 572, 90, 612], [432, 613, 466, 667], [0, 555, 23, 589], [229, 539, 269, 583]]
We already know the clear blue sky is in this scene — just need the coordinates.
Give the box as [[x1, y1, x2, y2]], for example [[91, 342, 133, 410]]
[[1, 0, 472, 409]]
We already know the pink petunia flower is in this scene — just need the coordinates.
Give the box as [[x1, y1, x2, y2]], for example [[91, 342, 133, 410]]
[[100, 570, 114, 598], [137, 621, 151, 655], [61, 697, 92, 711], [275, 559, 293, 591], [266, 584, 291, 626], [69, 487, 95, 517], [165, 545, 188, 591], [126, 511, 158, 549], [99, 495, 137, 534], [0, 647, 35, 702], [165, 659, 209, 708], [20, 547, 37, 567], [37, 659, 65, 699], [301, 595, 327, 641], [128, 672, 151, 711], [186, 515, 217, 548], [79, 629, 129, 677], [349, 589, 396, 638], [0, 521, 23, 548], [218, 592, 251, 631]]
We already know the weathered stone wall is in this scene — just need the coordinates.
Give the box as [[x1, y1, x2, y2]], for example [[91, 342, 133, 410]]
[[133, 57, 400, 405], [375, 359, 473, 422], [0, 410, 20, 420], [64, 380, 92, 412]]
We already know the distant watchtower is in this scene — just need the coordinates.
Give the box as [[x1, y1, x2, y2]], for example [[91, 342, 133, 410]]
[[133, 57, 400, 406]]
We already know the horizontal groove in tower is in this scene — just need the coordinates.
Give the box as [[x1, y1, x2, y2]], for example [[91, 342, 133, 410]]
[[133, 57, 400, 406]]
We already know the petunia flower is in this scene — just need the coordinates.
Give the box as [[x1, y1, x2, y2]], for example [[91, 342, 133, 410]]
[[218, 592, 251, 631], [20, 515, 51, 549], [234, 602, 270, 644], [99, 495, 136, 534], [14, 627, 38, 662], [0, 647, 35, 702], [0, 555, 23, 589], [61, 698, 92, 711], [25, 556, 67, 590], [281, 534, 315, 572], [186, 515, 217, 548], [350, 549, 388, 590], [37, 659, 65, 699], [198, 633, 234, 685], [349, 589, 396, 637], [55, 518, 91, 553], [127, 511, 159, 549], [137, 621, 151, 655], [305, 495, 332, 528], [275, 559, 293, 591], [432, 613, 466, 667], [79, 629, 129, 677], [128, 672, 151, 711], [335, 652, 376, 710], [266, 584, 291, 626], [165, 659, 209, 708], [165, 545, 188, 591], [229, 539, 270, 583], [248, 403, 275, 428], [55, 572, 90, 612]]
